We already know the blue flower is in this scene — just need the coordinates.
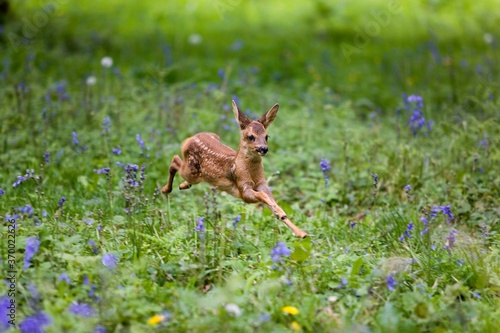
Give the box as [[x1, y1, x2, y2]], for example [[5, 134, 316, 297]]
[[349, 221, 356, 228], [440, 205, 454, 222], [271, 242, 291, 263], [19, 312, 52, 333], [194, 216, 205, 232], [232, 215, 241, 229], [404, 184, 411, 194], [404, 94, 432, 137], [444, 229, 457, 250], [43, 151, 50, 164], [12, 169, 34, 187], [24, 236, 40, 271], [386, 274, 396, 291], [0, 295, 11, 329], [102, 116, 111, 133], [112, 146, 122, 155], [371, 174, 379, 188], [0, 188, 4, 196], [58, 197, 66, 208], [69, 302, 95, 317], [136, 133, 145, 150], [88, 240, 99, 254], [102, 253, 118, 269], [18, 205, 34, 217], [319, 159, 331, 185], [94, 325, 107, 333], [72, 131, 79, 145], [58, 273, 71, 283], [94, 167, 110, 175]]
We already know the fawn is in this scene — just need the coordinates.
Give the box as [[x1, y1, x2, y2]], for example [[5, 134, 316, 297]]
[[161, 100, 308, 238]]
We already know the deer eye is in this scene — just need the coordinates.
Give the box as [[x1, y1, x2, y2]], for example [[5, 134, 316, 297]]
[[247, 135, 255, 142], [265, 135, 269, 141]]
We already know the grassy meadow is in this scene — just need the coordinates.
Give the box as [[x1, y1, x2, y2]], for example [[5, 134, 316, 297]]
[[1, 0, 500, 332]]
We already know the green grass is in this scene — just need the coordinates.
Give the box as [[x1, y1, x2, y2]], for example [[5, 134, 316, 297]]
[[1, 1, 500, 332]]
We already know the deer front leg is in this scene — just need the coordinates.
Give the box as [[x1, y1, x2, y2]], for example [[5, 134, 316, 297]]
[[240, 184, 308, 238], [161, 155, 183, 194]]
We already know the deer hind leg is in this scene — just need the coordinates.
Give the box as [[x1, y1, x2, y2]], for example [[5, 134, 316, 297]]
[[240, 186, 308, 238], [161, 155, 183, 194]]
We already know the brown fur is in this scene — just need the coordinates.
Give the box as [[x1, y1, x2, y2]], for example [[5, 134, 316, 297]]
[[161, 100, 308, 238]]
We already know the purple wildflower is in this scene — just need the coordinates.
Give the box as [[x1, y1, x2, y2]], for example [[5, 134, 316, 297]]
[[58, 273, 71, 283], [319, 159, 331, 185], [440, 205, 454, 222], [69, 302, 95, 317], [102, 253, 118, 269], [112, 146, 122, 155], [94, 167, 110, 175], [386, 273, 396, 291], [349, 221, 356, 228], [88, 239, 99, 254], [24, 236, 40, 271], [102, 116, 111, 133], [5, 214, 20, 222], [18, 205, 34, 217], [1, 296, 11, 329], [405, 223, 413, 238], [19, 312, 52, 333], [194, 216, 205, 232], [140, 164, 146, 182], [58, 197, 66, 208], [404, 184, 411, 197], [444, 229, 458, 250], [12, 169, 34, 187], [232, 215, 241, 229], [371, 174, 379, 188], [72, 131, 79, 145], [0, 188, 4, 196], [217, 68, 225, 79], [43, 151, 50, 164], [136, 133, 145, 150], [270, 242, 291, 263], [94, 325, 107, 333], [472, 293, 481, 299], [124, 163, 140, 187], [405, 94, 432, 136]]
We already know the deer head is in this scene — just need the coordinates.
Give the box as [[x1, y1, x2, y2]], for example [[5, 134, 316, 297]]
[[232, 100, 279, 157]]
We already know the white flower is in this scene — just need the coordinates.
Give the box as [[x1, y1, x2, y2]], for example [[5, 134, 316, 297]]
[[101, 56, 113, 68], [224, 303, 242, 317], [86, 76, 97, 86], [483, 33, 494, 45], [188, 33, 202, 45]]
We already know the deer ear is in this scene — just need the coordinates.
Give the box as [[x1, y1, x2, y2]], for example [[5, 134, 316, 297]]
[[258, 103, 279, 128], [232, 100, 251, 129]]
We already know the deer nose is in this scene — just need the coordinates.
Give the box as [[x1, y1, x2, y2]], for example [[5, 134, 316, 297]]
[[256, 146, 268, 155]]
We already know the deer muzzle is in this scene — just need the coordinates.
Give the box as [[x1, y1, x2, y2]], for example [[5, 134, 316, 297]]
[[256, 146, 268, 156]]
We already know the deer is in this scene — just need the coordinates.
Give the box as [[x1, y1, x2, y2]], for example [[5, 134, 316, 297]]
[[161, 100, 308, 238]]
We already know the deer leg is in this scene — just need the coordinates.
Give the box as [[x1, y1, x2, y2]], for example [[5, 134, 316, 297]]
[[179, 181, 192, 190], [240, 186, 308, 238], [161, 155, 183, 194]]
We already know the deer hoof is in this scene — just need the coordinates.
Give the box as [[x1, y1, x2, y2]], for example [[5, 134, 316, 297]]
[[280, 215, 287, 220], [161, 186, 171, 195]]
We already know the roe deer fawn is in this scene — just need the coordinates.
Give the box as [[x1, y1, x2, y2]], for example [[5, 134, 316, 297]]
[[161, 100, 308, 238]]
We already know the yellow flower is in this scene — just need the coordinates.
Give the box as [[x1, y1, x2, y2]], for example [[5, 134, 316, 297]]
[[282, 306, 299, 315], [291, 321, 301, 331], [147, 314, 165, 325]]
